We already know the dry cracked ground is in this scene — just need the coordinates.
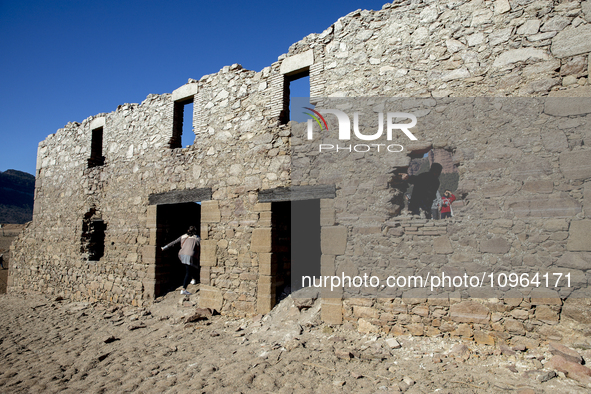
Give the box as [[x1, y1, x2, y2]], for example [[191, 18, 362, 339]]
[[1, 285, 590, 393]]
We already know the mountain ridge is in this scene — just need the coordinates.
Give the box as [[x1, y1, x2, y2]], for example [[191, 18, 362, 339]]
[[0, 169, 35, 224]]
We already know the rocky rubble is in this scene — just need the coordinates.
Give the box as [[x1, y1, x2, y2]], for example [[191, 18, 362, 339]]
[[1, 289, 590, 393]]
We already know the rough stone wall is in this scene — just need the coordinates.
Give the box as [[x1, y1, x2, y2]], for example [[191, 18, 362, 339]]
[[292, 95, 591, 346], [8, 0, 591, 343], [19, 94, 174, 305], [9, 63, 293, 310], [299, 0, 591, 97]]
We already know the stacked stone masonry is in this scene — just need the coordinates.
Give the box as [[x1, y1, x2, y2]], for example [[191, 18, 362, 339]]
[[8, 0, 591, 345]]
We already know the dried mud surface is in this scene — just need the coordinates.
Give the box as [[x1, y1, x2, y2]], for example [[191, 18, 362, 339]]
[[0, 287, 588, 393]]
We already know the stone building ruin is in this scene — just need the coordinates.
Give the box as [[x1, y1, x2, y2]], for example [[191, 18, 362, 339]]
[[9, 0, 591, 344]]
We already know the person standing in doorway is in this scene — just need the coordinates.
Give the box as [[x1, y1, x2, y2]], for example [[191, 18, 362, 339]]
[[161, 226, 200, 295]]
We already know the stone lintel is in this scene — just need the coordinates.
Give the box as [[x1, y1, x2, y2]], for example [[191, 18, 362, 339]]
[[149, 188, 212, 205], [280, 50, 314, 76], [172, 83, 198, 102], [89, 117, 105, 130], [258, 185, 336, 203], [406, 142, 433, 156]]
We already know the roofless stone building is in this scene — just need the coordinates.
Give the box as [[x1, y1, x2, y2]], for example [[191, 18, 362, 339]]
[[9, 0, 591, 343]]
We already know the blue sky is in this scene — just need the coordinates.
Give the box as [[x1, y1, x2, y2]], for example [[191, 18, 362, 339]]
[[0, 0, 388, 176]]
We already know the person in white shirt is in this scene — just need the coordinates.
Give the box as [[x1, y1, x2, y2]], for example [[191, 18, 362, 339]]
[[161, 226, 200, 295]]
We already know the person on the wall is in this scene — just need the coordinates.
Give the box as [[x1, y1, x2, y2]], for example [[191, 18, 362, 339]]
[[440, 189, 456, 219], [161, 226, 200, 295], [431, 190, 442, 220], [401, 163, 443, 219]]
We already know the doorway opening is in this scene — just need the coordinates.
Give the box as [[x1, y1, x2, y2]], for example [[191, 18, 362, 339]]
[[155, 202, 201, 296], [271, 199, 321, 303]]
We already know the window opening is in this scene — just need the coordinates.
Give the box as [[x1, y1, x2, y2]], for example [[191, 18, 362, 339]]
[[88, 127, 104, 168], [171, 98, 195, 149], [281, 71, 310, 124]]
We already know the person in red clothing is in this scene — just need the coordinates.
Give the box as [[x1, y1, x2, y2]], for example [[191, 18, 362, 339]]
[[440, 190, 456, 219]]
